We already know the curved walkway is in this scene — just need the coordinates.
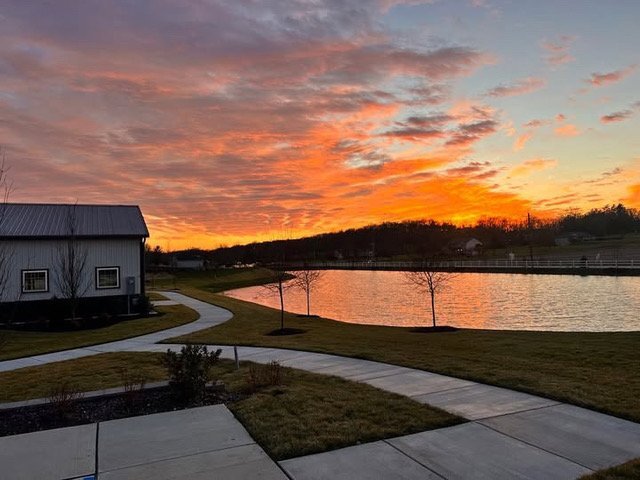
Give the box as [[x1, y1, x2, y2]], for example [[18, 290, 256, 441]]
[[1, 291, 640, 479], [0, 291, 231, 373]]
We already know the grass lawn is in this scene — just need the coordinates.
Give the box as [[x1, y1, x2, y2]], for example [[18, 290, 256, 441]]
[[156, 269, 640, 424], [580, 459, 640, 479], [0, 304, 198, 361], [219, 361, 462, 460], [149, 267, 278, 293], [0, 352, 462, 460], [0, 352, 168, 402], [147, 291, 168, 301]]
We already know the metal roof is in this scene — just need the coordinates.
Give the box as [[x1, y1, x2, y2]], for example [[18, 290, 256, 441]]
[[0, 203, 149, 238]]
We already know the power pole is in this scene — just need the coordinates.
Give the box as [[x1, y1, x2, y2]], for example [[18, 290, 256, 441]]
[[527, 212, 534, 262]]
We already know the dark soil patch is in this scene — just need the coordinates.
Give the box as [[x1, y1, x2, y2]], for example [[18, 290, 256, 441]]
[[0, 385, 243, 437], [266, 328, 307, 336], [410, 326, 458, 333], [296, 314, 320, 318], [0, 313, 158, 333]]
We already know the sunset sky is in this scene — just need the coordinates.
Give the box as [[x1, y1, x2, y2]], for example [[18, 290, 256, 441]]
[[1, 1, 639, 249]]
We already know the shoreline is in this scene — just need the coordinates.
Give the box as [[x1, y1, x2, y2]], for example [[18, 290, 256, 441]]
[[274, 262, 640, 277]]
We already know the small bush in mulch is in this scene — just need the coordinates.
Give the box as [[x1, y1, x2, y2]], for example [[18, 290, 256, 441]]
[[162, 344, 222, 406], [47, 381, 85, 419], [266, 328, 307, 336], [0, 385, 242, 438], [246, 361, 284, 393], [410, 326, 458, 333]]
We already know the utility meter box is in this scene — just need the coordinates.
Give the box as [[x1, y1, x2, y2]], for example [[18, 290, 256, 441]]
[[126, 276, 136, 295]]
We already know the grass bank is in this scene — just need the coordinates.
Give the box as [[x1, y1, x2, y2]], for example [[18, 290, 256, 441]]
[[158, 269, 640, 423], [0, 304, 198, 361], [147, 291, 168, 301], [0, 352, 168, 402], [149, 267, 278, 293], [580, 459, 640, 480], [0, 352, 462, 460]]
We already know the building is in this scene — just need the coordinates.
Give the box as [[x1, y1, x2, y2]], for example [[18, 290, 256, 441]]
[[171, 254, 205, 270], [0, 203, 149, 320], [554, 231, 596, 247], [450, 238, 484, 257]]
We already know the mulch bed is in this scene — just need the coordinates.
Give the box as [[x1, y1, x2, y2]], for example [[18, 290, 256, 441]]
[[410, 326, 458, 333], [266, 328, 307, 336], [0, 385, 243, 437]]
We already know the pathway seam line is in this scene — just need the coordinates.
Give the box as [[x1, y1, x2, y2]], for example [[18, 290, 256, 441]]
[[472, 402, 563, 421], [381, 438, 447, 479], [475, 421, 596, 472], [408, 384, 477, 399], [98, 440, 258, 474], [95, 421, 100, 478]]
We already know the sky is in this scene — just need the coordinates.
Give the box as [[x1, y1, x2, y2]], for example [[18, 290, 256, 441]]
[[1, 0, 639, 249]]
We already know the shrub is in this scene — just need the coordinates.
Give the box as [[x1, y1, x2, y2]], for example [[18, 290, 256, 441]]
[[137, 295, 152, 316], [117, 367, 147, 411], [47, 382, 84, 418], [265, 360, 283, 386], [246, 361, 284, 392], [162, 344, 222, 405]]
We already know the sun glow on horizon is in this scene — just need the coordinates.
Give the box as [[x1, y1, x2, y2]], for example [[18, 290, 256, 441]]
[[2, 1, 640, 249]]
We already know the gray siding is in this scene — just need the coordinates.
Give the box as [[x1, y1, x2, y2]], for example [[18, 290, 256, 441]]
[[0, 238, 142, 303]]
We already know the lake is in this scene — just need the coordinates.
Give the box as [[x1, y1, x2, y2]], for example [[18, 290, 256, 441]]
[[224, 270, 640, 331]]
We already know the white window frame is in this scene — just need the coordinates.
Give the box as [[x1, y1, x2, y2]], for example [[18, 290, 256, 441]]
[[96, 266, 120, 290], [22, 269, 49, 293]]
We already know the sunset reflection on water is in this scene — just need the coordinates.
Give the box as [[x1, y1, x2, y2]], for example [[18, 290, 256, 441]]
[[224, 270, 640, 332]]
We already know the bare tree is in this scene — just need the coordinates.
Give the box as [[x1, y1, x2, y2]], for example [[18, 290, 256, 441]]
[[293, 266, 324, 316], [262, 268, 294, 331], [0, 148, 14, 351], [55, 204, 89, 321], [404, 263, 455, 328], [0, 148, 14, 301]]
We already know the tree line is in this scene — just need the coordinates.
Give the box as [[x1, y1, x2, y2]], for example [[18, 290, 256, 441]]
[[148, 204, 640, 266]]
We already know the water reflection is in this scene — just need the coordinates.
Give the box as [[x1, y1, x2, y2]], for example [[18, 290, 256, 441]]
[[224, 270, 640, 331]]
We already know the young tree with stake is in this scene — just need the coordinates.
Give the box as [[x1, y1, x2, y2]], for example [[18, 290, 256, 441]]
[[293, 266, 324, 316], [262, 268, 294, 331], [404, 263, 455, 328]]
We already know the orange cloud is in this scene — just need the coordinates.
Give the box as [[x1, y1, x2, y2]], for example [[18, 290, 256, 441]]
[[484, 77, 546, 97], [601, 110, 633, 123], [600, 101, 640, 123], [541, 35, 576, 66], [510, 158, 557, 177], [587, 64, 637, 87], [554, 124, 580, 137], [514, 131, 533, 151]]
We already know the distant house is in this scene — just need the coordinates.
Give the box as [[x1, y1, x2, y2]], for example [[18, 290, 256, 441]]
[[171, 255, 205, 270], [0, 203, 149, 319], [554, 232, 596, 246], [450, 238, 484, 257]]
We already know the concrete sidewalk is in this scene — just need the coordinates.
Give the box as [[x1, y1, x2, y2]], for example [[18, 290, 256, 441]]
[[0, 291, 232, 373], [127, 343, 640, 479], [2, 291, 640, 479], [0, 405, 286, 480], [213, 345, 640, 479]]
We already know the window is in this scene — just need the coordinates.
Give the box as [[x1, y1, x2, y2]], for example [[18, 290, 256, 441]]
[[22, 270, 49, 293], [96, 267, 120, 289]]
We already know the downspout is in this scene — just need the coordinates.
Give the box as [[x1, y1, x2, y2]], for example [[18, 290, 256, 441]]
[[140, 237, 146, 297]]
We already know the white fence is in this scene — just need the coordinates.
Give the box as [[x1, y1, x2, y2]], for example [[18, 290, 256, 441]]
[[278, 259, 640, 271]]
